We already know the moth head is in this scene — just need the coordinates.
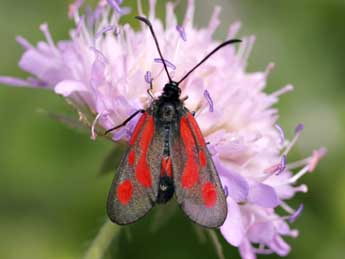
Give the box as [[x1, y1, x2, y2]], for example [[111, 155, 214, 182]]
[[162, 81, 181, 100]]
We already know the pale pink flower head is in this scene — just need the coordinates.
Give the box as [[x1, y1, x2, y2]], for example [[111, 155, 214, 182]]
[[0, 0, 325, 258]]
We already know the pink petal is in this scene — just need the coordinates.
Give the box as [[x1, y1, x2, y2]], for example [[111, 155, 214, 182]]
[[19, 48, 65, 85], [220, 173, 249, 203], [0, 76, 35, 87], [269, 236, 291, 256], [54, 80, 87, 96], [248, 183, 281, 208], [215, 158, 249, 202], [220, 199, 245, 246], [248, 221, 275, 244], [239, 239, 256, 259]]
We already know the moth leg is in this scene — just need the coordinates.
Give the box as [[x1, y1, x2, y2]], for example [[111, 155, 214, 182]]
[[149, 78, 153, 91], [147, 78, 155, 100], [192, 111, 196, 116], [147, 89, 154, 100], [104, 109, 145, 135]]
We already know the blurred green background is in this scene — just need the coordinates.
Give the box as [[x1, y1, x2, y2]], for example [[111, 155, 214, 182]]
[[0, 0, 344, 258]]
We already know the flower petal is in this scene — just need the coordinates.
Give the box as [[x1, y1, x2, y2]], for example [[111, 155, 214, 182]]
[[54, 80, 87, 97], [248, 182, 281, 208], [269, 236, 291, 256], [215, 158, 249, 202], [248, 221, 275, 244], [239, 239, 256, 259], [0, 76, 36, 87], [220, 199, 245, 247]]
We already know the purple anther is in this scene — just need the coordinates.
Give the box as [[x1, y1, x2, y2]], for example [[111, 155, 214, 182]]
[[277, 155, 286, 175], [154, 58, 176, 70], [203, 89, 214, 112], [145, 71, 152, 84], [95, 25, 114, 39], [176, 25, 187, 41], [274, 124, 285, 145], [294, 123, 304, 134], [289, 204, 304, 223], [224, 185, 229, 198], [107, 0, 131, 15]]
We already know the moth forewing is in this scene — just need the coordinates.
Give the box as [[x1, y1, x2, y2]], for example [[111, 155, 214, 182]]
[[107, 112, 161, 225], [170, 111, 227, 228]]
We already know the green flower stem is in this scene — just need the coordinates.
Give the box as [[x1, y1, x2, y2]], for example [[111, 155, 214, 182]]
[[83, 219, 121, 259], [207, 230, 225, 259]]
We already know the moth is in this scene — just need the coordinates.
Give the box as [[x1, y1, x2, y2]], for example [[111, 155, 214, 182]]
[[105, 16, 241, 228]]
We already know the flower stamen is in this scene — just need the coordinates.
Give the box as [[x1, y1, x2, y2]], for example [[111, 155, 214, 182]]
[[253, 247, 273, 255], [271, 84, 294, 97], [39, 23, 57, 51], [274, 124, 285, 145], [90, 47, 108, 63], [207, 6, 221, 36], [69, 0, 84, 19], [286, 157, 310, 170], [286, 147, 327, 172], [288, 204, 304, 223], [263, 155, 286, 175], [176, 25, 187, 41], [264, 62, 275, 77], [16, 36, 34, 50], [223, 185, 229, 198], [145, 71, 153, 84], [203, 89, 214, 112], [277, 155, 287, 174], [288, 165, 309, 184], [280, 201, 295, 214], [308, 147, 327, 172], [75, 16, 84, 36], [107, 0, 131, 15], [95, 25, 115, 39], [282, 124, 304, 156], [154, 58, 176, 70]]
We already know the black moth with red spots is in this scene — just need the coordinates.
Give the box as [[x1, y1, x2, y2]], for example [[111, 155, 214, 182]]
[[106, 16, 241, 228]]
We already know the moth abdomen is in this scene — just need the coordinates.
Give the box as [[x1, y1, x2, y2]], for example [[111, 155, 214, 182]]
[[156, 174, 175, 204]]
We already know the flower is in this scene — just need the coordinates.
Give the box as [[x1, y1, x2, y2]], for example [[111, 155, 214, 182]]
[[0, 0, 326, 258]]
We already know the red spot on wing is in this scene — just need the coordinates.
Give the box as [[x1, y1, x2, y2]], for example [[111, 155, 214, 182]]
[[129, 112, 147, 146], [202, 182, 217, 207], [161, 157, 173, 177], [199, 150, 207, 167], [180, 116, 199, 188], [117, 180, 133, 205], [128, 150, 135, 166], [182, 162, 198, 188], [135, 115, 154, 187], [187, 113, 206, 147]]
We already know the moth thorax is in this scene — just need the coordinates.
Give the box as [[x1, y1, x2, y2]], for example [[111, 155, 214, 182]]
[[159, 103, 176, 122]]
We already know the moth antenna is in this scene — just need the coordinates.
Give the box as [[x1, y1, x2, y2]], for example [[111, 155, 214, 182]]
[[136, 16, 172, 82], [177, 39, 242, 84]]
